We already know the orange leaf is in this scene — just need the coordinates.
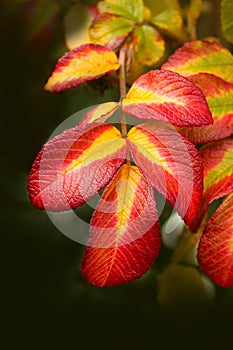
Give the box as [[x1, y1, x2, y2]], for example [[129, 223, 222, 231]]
[[81, 164, 161, 287], [44, 44, 120, 92]]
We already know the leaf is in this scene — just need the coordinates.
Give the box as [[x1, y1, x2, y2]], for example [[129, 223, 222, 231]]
[[198, 192, 233, 287], [151, 9, 186, 41], [179, 73, 233, 144], [201, 138, 233, 208], [133, 25, 165, 66], [190, 138, 233, 231], [80, 102, 120, 126], [81, 164, 161, 287], [89, 13, 133, 50], [144, 0, 181, 17], [28, 123, 127, 211], [122, 69, 213, 127], [44, 44, 120, 92], [162, 40, 233, 84], [157, 264, 206, 313], [98, 0, 144, 22], [126, 121, 203, 226], [63, 4, 97, 50], [221, 0, 233, 44]]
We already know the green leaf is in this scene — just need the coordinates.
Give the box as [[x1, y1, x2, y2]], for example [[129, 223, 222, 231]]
[[89, 13, 133, 50], [221, 0, 233, 43], [98, 0, 144, 22], [151, 9, 186, 41], [133, 25, 165, 66], [144, 0, 180, 17]]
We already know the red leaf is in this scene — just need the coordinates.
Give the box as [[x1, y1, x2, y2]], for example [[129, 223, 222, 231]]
[[127, 121, 203, 226], [122, 69, 213, 127], [81, 164, 161, 287], [28, 123, 127, 211], [198, 192, 233, 287]]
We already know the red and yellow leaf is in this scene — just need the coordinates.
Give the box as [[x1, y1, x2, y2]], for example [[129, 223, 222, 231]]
[[80, 102, 120, 126], [89, 13, 133, 50], [198, 192, 233, 287], [28, 123, 127, 211], [201, 138, 233, 208], [133, 25, 165, 66], [179, 73, 233, 144], [81, 164, 161, 287], [161, 40, 233, 84], [122, 69, 212, 127], [127, 122, 203, 226], [44, 44, 120, 92], [98, 0, 144, 22]]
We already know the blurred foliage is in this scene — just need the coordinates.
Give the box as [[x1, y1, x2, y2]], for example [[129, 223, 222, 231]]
[[1, 1, 233, 349]]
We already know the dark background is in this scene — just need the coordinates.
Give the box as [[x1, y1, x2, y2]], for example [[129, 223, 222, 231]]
[[1, 1, 233, 349]]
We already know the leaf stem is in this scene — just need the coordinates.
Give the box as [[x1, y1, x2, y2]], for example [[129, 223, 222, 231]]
[[119, 47, 127, 137], [119, 47, 130, 165]]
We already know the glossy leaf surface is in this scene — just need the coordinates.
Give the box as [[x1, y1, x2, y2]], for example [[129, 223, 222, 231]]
[[44, 44, 120, 92], [127, 122, 203, 226], [162, 40, 233, 83], [122, 69, 212, 127], [81, 164, 161, 287], [179, 73, 233, 144], [28, 124, 127, 211], [198, 192, 233, 287]]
